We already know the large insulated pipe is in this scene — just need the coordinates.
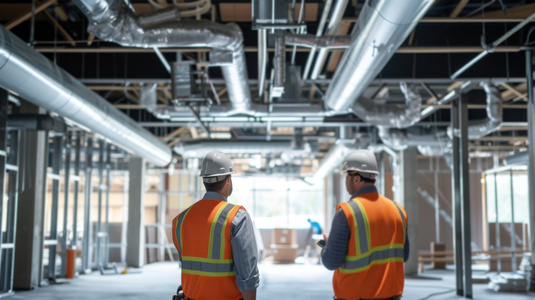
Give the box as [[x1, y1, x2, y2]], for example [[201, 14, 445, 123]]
[[73, 0, 251, 112], [0, 25, 172, 166], [325, 0, 434, 111], [446, 83, 502, 139], [311, 140, 362, 182], [309, 0, 349, 80], [378, 127, 442, 150], [174, 141, 307, 158], [352, 82, 421, 128], [467, 83, 502, 138]]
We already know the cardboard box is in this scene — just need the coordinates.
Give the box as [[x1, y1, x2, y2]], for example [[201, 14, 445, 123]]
[[272, 228, 296, 245], [270, 243, 298, 263]]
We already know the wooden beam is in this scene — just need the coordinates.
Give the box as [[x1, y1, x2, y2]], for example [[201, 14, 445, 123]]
[[163, 126, 188, 142], [5, 0, 57, 30], [426, 81, 463, 104], [449, 0, 469, 18], [40, 2, 75, 46], [501, 83, 527, 102], [469, 3, 535, 19], [326, 20, 351, 72], [217, 87, 227, 97]]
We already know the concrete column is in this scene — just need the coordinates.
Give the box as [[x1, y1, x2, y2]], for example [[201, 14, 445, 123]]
[[13, 102, 48, 290], [126, 157, 146, 268], [395, 147, 418, 275]]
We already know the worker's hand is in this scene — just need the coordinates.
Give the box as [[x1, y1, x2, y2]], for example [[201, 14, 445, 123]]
[[323, 234, 328, 243]]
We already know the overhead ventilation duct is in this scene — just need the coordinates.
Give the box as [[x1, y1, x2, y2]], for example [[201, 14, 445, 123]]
[[73, 0, 252, 112], [353, 82, 421, 128], [468, 82, 503, 138], [311, 140, 362, 182], [140, 83, 157, 113], [504, 151, 529, 166], [174, 140, 310, 159], [378, 127, 442, 151], [445, 83, 502, 139], [0, 25, 172, 167], [324, 0, 434, 111]]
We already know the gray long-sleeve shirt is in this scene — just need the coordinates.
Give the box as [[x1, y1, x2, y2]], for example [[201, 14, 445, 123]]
[[201, 192, 260, 291], [321, 186, 410, 270]]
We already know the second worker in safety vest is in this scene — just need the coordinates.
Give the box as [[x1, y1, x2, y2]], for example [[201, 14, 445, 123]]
[[321, 149, 410, 300], [172, 151, 260, 300]]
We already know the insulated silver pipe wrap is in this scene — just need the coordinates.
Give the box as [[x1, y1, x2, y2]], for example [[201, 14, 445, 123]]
[[467, 83, 502, 138], [325, 0, 434, 111], [353, 82, 421, 128], [175, 141, 295, 158], [74, 0, 252, 112], [0, 25, 172, 166]]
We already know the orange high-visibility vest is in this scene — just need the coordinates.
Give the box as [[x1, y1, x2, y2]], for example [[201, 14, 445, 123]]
[[333, 192, 407, 299], [172, 199, 244, 300]]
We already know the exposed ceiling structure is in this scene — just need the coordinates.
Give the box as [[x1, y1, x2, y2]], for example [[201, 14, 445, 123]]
[[0, 0, 533, 176]]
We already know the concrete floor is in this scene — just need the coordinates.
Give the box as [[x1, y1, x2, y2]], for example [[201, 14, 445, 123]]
[[7, 262, 535, 300]]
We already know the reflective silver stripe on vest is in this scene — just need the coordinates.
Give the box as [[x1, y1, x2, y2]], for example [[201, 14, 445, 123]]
[[181, 259, 234, 273], [174, 207, 192, 254], [393, 202, 406, 243], [211, 203, 235, 259], [341, 247, 404, 271], [348, 200, 369, 254]]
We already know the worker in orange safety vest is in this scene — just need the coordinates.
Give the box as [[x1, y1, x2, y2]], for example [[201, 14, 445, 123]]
[[172, 151, 259, 300], [320, 149, 409, 300]]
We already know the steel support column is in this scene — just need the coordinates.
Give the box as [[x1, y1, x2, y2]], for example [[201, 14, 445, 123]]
[[13, 101, 48, 290], [451, 95, 473, 298], [104, 143, 111, 266], [396, 148, 418, 275], [46, 135, 64, 282], [96, 140, 104, 268], [82, 137, 94, 273], [0, 89, 8, 294], [71, 133, 82, 249], [525, 49, 535, 290], [60, 132, 72, 278], [451, 97, 463, 295], [459, 95, 473, 298], [126, 157, 146, 268]]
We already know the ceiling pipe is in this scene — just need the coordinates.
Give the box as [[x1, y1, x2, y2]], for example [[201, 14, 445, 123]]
[[285, 34, 351, 49], [73, 0, 252, 112], [325, 0, 434, 111], [469, 83, 502, 138], [353, 82, 422, 128], [0, 25, 172, 166], [446, 82, 502, 139], [174, 140, 309, 158], [310, 139, 364, 182], [378, 127, 443, 150], [309, 0, 349, 81], [302, 0, 334, 80]]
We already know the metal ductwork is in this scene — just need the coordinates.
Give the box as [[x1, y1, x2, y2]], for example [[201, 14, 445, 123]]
[[504, 151, 529, 166], [378, 127, 442, 151], [446, 83, 502, 139], [324, 0, 434, 111], [73, 0, 252, 112], [174, 141, 310, 159], [285, 34, 351, 49], [468, 82, 503, 138], [0, 25, 172, 167], [311, 140, 361, 182], [354, 82, 421, 128]]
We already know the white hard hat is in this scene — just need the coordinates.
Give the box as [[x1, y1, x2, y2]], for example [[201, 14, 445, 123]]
[[199, 151, 236, 183], [342, 149, 379, 178]]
